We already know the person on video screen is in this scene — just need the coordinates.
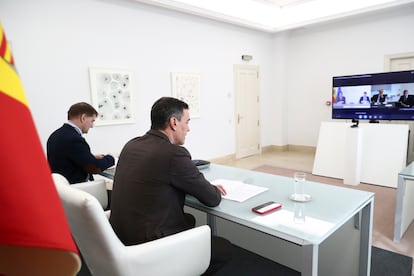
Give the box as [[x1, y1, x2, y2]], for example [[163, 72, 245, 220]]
[[371, 89, 387, 105], [359, 91, 370, 104], [399, 90, 414, 108], [336, 91, 346, 104]]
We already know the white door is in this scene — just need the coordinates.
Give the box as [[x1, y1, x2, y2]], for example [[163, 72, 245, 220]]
[[384, 53, 414, 163], [234, 65, 260, 159]]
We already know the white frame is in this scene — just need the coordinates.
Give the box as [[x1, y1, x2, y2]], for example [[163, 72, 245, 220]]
[[171, 72, 201, 118], [89, 67, 135, 126]]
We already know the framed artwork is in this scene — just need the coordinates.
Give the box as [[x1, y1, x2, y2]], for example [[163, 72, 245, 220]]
[[89, 67, 134, 126], [171, 72, 201, 118]]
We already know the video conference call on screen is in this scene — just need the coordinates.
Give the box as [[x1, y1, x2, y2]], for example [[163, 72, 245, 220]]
[[332, 70, 414, 121]]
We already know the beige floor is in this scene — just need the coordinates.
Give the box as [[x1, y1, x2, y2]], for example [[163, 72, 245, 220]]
[[215, 150, 414, 274]]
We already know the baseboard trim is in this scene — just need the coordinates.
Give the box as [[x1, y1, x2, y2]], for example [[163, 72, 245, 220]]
[[286, 145, 316, 154], [261, 145, 288, 152], [209, 154, 236, 164], [210, 145, 316, 163]]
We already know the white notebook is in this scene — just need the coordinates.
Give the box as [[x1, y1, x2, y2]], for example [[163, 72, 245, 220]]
[[211, 179, 268, 202]]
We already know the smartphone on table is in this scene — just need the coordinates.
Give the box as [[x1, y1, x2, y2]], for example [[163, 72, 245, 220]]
[[252, 201, 282, 215]]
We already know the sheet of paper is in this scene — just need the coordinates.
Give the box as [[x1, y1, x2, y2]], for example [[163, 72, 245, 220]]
[[211, 179, 268, 202]]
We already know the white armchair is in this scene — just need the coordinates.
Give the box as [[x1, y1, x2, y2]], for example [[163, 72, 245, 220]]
[[53, 174, 211, 276], [52, 173, 108, 209]]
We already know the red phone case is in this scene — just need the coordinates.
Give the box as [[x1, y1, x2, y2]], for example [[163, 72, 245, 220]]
[[252, 201, 282, 215]]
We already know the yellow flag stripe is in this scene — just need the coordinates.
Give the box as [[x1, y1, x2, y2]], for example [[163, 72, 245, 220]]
[[3, 43, 13, 63], [0, 58, 27, 106]]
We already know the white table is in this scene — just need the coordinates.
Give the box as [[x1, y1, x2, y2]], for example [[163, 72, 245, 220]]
[[186, 164, 375, 276], [394, 162, 414, 242]]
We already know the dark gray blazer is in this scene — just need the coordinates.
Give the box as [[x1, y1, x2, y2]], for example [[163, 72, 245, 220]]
[[110, 129, 221, 245]]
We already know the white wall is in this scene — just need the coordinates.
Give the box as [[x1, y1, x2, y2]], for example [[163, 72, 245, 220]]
[[282, 5, 414, 146], [1, 0, 414, 158], [0, 0, 276, 159]]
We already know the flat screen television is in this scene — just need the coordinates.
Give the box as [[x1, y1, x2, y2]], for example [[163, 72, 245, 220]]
[[332, 70, 414, 121]]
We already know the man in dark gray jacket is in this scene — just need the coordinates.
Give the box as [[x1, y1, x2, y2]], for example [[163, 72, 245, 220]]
[[110, 97, 230, 275]]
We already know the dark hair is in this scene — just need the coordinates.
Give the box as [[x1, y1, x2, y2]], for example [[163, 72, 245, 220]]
[[67, 102, 98, 120], [151, 97, 189, 130]]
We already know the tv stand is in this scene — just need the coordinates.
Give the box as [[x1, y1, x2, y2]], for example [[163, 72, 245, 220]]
[[369, 119, 379, 123], [351, 119, 359, 128], [313, 122, 408, 187]]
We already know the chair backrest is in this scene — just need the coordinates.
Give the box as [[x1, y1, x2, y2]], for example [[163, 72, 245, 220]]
[[71, 180, 108, 210], [52, 173, 70, 185], [54, 181, 125, 276], [54, 174, 212, 276], [52, 173, 108, 209]]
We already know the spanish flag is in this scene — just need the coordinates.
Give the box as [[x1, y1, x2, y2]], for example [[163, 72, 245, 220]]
[[0, 22, 80, 275]]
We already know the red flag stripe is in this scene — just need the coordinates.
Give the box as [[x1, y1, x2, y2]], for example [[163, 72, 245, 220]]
[[0, 25, 77, 252], [0, 29, 7, 57], [0, 25, 14, 65], [0, 21, 80, 275], [0, 92, 78, 252]]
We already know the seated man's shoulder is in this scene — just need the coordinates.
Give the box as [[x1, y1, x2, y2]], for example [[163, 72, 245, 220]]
[[172, 144, 192, 157]]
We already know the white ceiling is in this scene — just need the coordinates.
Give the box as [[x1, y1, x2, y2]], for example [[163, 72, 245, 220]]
[[133, 0, 414, 32]]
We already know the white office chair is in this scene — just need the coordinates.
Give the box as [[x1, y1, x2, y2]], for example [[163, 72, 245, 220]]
[[53, 174, 211, 276], [52, 173, 108, 209]]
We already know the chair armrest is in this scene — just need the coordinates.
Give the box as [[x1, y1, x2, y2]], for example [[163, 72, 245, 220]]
[[71, 179, 108, 209], [104, 210, 111, 219], [122, 225, 211, 276]]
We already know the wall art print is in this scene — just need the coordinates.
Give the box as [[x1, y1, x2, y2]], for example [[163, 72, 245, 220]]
[[89, 67, 134, 126], [171, 72, 201, 118]]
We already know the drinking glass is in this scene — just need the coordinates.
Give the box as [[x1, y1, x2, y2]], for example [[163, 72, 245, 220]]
[[293, 202, 306, 224], [290, 172, 312, 202], [294, 172, 306, 195]]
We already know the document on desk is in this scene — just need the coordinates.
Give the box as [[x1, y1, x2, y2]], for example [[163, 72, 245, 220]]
[[211, 179, 268, 202]]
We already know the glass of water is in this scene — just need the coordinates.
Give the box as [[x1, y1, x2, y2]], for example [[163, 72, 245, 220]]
[[290, 172, 312, 202], [294, 202, 306, 224]]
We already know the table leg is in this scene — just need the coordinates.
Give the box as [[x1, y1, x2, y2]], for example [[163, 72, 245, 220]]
[[302, 244, 318, 276], [393, 175, 406, 242], [207, 213, 217, 236], [359, 198, 373, 276]]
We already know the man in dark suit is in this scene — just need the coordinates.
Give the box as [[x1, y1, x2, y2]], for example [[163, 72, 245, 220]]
[[110, 97, 231, 275], [371, 89, 387, 104], [47, 102, 115, 183], [359, 91, 370, 104], [399, 89, 414, 108]]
